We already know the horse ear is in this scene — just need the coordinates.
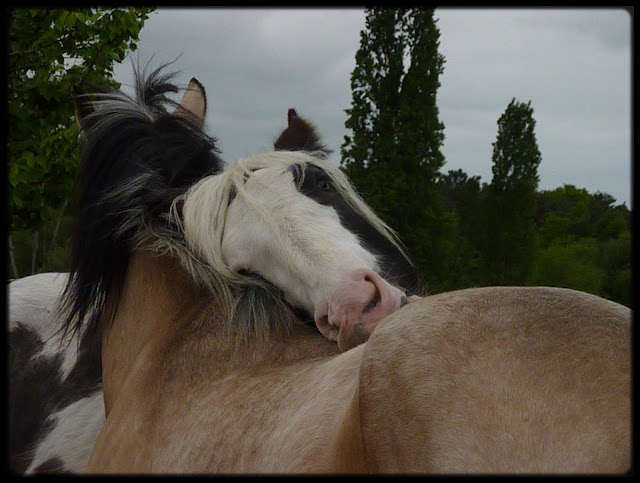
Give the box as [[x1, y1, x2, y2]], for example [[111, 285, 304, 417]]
[[174, 78, 207, 127], [74, 85, 94, 132], [287, 107, 298, 126], [274, 108, 332, 156]]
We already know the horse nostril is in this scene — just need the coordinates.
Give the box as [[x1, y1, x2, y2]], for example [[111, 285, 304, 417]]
[[231, 263, 250, 275], [318, 313, 331, 328], [363, 286, 380, 314]]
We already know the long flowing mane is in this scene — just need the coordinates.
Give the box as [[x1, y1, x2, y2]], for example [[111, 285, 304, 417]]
[[60, 66, 223, 340]]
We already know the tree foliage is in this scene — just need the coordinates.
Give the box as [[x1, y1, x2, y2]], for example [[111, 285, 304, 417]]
[[486, 98, 542, 284], [341, 7, 446, 290], [7, 8, 154, 277], [437, 169, 489, 290], [529, 185, 631, 307]]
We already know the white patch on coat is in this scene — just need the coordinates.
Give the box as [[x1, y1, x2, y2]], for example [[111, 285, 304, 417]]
[[9, 273, 83, 379], [25, 393, 105, 474]]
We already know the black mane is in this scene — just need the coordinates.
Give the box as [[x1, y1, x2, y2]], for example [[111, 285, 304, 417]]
[[61, 66, 223, 340]]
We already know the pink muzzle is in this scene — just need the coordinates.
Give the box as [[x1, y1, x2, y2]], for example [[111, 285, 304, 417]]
[[314, 268, 419, 351]]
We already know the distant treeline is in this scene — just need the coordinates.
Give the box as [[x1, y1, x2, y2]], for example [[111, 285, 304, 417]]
[[433, 173, 631, 308]]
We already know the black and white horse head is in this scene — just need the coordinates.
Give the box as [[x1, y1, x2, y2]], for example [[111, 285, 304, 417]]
[[179, 109, 420, 350], [275, 108, 419, 295]]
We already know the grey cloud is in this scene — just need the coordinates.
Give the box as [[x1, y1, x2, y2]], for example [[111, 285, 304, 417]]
[[114, 8, 630, 207]]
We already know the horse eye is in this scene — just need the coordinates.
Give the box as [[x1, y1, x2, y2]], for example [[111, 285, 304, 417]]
[[317, 177, 331, 191]]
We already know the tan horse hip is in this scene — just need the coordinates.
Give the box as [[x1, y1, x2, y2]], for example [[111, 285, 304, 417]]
[[357, 286, 630, 474]]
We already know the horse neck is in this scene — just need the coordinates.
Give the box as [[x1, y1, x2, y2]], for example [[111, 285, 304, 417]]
[[101, 249, 207, 414], [101, 250, 339, 415]]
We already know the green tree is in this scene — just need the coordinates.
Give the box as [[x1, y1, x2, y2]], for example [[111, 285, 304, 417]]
[[531, 185, 631, 307], [528, 238, 605, 296], [535, 185, 592, 247], [486, 98, 542, 285], [341, 7, 446, 290], [438, 169, 489, 289], [8, 8, 154, 278]]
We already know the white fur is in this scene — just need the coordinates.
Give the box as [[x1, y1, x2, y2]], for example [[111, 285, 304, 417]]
[[9, 273, 80, 379], [25, 392, 105, 474]]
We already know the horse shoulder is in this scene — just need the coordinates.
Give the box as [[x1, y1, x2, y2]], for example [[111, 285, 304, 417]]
[[356, 287, 631, 473]]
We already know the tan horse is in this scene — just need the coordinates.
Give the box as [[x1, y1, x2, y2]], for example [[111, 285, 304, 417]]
[[89, 250, 630, 473], [71, 68, 630, 474]]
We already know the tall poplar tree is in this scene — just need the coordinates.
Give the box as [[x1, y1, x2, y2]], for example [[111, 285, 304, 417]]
[[487, 98, 542, 284], [341, 8, 446, 289]]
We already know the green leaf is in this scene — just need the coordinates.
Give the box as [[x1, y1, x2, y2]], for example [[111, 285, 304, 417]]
[[55, 11, 68, 31], [23, 151, 35, 168], [9, 163, 20, 187], [11, 191, 23, 208], [64, 12, 77, 29]]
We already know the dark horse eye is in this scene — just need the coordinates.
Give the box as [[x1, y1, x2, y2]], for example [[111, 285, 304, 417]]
[[317, 177, 331, 191]]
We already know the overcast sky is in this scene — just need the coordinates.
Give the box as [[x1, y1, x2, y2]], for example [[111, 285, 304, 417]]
[[114, 8, 632, 208]]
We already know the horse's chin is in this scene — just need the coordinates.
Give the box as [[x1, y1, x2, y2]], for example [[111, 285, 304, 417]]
[[323, 293, 423, 352], [336, 322, 371, 351], [287, 289, 424, 351]]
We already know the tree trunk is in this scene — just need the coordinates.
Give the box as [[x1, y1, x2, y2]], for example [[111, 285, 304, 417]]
[[8, 235, 19, 280], [46, 199, 67, 262], [31, 231, 39, 275]]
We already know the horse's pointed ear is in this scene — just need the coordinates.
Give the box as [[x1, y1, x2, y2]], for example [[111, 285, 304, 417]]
[[274, 108, 332, 157], [174, 78, 207, 127], [287, 108, 298, 126], [74, 85, 94, 132]]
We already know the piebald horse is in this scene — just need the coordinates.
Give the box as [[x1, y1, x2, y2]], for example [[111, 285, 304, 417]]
[[9, 272, 102, 474], [61, 68, 634, 472]]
